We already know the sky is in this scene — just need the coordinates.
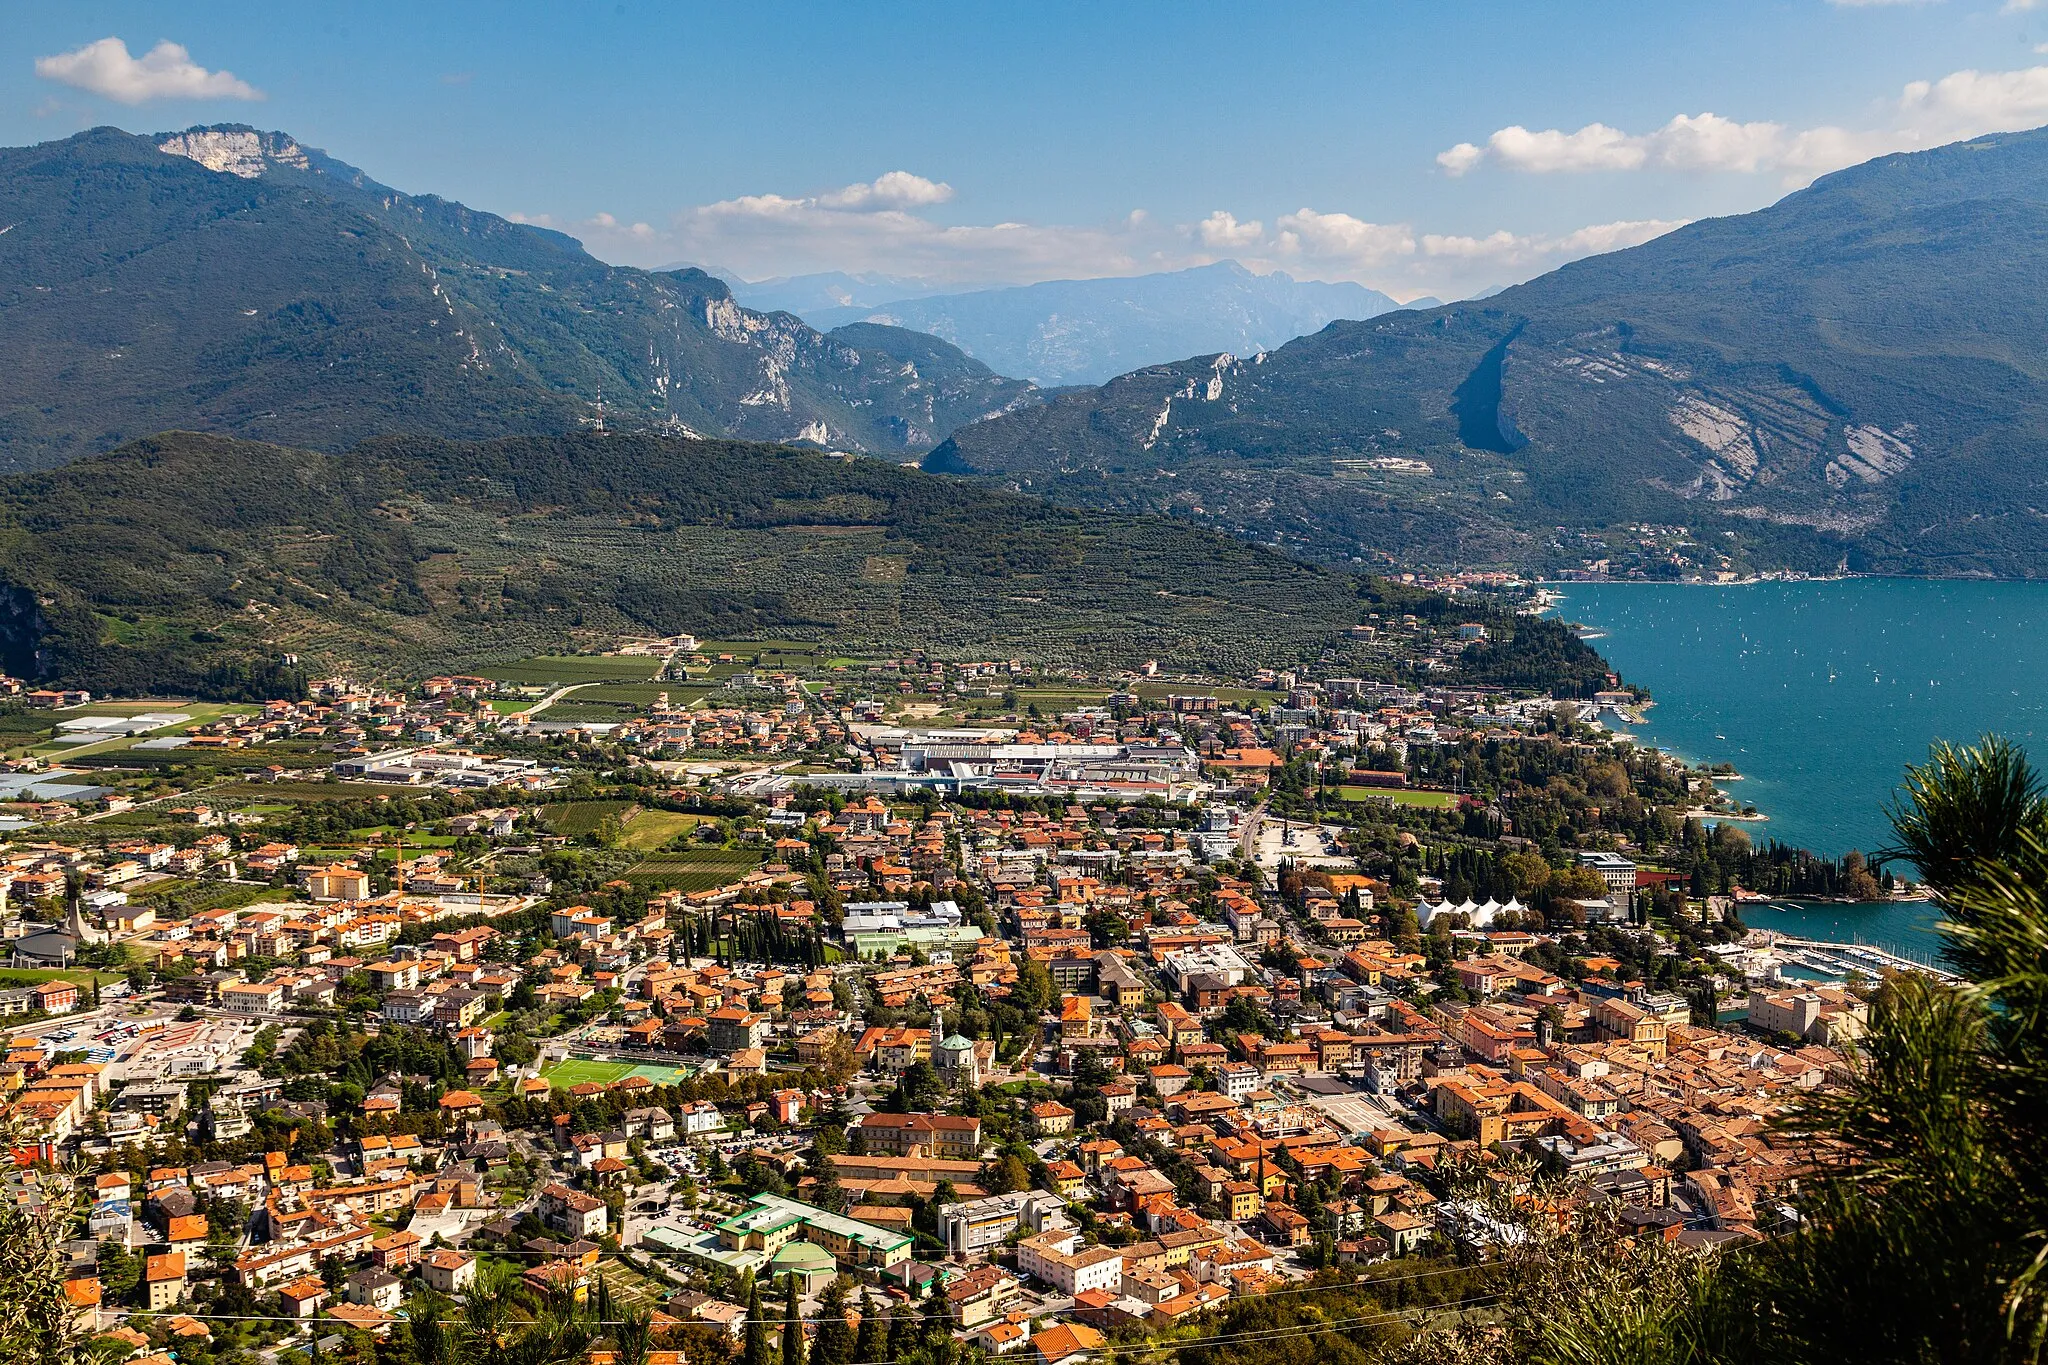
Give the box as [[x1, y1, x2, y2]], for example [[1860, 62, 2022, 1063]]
[[10, 1, 2048, 301]]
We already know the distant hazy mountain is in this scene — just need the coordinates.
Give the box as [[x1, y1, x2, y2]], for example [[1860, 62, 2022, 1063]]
[[802, 262, 1406, 386], [719, 271, 975, 316], [933, 126, 2048, 577], [0, 126, 1038, 469]]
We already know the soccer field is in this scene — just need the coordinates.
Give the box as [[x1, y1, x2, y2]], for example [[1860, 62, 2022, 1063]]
[[542, 1058, 695, 1088]]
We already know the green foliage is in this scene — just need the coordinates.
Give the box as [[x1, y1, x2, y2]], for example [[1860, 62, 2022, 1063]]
[[0, 429, 1588, 690]]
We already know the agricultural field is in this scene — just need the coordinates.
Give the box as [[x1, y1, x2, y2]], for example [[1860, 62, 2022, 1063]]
[[541, 1058, 695, 1088], [206, 780, 362, 803], [28, 701, 254, 760], [616, 810, 705, 851], [542, 800, 635, 837], [479, 656, 663, 688], [624, 848, 763, 891]]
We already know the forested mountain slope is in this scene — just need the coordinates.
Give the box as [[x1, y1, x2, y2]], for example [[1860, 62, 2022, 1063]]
[[0, 430, 1606, 696]]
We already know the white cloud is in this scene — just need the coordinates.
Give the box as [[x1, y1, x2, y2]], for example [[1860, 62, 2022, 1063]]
[[35, 37, 261, 104], [1899, 65, 2048, 135], [1421, 218, 1688, 264], [1477, 122, 1647, 174], [507, 210, 653, 242], [1437, 62, 2048, 185], [516, 171, 1679, 303], [816, 171, 954, 211], [1197, 210, 1263, 248], [1272, 208, 1415, 267]]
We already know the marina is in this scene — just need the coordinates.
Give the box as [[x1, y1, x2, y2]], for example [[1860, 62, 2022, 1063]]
[[1763, 933, 1958, 985]]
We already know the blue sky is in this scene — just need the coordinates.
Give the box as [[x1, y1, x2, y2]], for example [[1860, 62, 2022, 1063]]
[[10, 0, 2048, 299]]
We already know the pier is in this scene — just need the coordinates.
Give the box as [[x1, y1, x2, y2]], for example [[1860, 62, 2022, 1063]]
[[1768, 934, 1958, 984]]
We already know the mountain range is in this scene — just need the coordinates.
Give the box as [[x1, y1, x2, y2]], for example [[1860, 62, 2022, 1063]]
[[0, 125, 1038, 471], [718, 270, 980, 317], [789, 262, 1411, 386], [932, 127, 2048, 577]]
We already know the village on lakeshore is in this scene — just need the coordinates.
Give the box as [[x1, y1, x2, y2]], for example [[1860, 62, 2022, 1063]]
[[0, 620, 1931, 1365]]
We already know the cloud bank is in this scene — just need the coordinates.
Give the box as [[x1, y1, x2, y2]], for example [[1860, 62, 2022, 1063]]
[[546, 166, 1684, 305], [35, 37, 262, 104], [1438, 62, 2048, 184]]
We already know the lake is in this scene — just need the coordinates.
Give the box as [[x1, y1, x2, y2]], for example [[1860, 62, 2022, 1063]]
[[1554, 578, 2048, 961]]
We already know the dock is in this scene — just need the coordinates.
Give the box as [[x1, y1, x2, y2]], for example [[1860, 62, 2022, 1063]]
[[1768, 934, 1957, 984]]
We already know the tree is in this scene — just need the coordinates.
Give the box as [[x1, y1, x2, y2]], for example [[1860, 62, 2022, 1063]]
[[1219, 995, 1278, 1039], [780, 1275, 806, 1365], [853, 1295, 882, 1365], [812, 1280, 854, 1365], [0, 1153, 90, 1363], [1012, 958, 1054, 1012], [810, 1155, 848, 1214], [743, 1276, 769, 1365], [980, 1153, 1030, 1196]]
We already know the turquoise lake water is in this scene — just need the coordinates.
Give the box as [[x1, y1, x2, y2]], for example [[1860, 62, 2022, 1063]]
[[1554, 578, 2048, 962]]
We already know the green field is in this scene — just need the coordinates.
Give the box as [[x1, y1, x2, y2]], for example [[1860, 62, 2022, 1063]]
[[1335, 786, 1458, 809], [543, 800, 636, 836], [617, 810, 706, 851], [625, 848, 764, 890], [481, 655, 664, 687], [542, 1058, 696, 1088], [0, 967, 126, 988], [209, 780, 363, 803]]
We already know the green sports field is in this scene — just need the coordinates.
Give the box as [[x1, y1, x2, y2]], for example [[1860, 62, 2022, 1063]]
[[1335, 786, 1458, 809], [542, 1058, 696, 1088]]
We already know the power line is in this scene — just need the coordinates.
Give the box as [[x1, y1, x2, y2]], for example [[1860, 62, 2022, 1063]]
[[85, 1290, 1506, 1344]]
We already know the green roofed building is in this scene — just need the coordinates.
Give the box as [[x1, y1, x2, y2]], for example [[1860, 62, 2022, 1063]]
[[644, 1192, 915, 1278], [723, 1193, 913, 1271], [770, 1238, 837, 1294]]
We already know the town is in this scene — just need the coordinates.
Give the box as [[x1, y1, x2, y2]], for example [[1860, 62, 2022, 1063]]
[[0, 634, 1917, 1365]]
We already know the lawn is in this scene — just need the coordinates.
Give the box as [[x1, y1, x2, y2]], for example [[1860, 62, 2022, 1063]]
[[617, 810, 706, 851], [542, 1058, 695, 1088], [1335, 786, 1458, 809], [0, 967, 127, 988]]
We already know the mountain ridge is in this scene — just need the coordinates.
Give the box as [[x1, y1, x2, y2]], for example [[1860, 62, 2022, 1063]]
[[930, 126, 2048, 577], [0, 124, 1039, 471]]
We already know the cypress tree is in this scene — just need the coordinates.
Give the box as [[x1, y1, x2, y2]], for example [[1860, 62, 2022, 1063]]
[[813, 1279, 854, 1365], [782, 1275, 806, 1365], [743, 1276, 767, 1365], [853, 1294, 882, 1364], [887, 1305, 913, 1359]]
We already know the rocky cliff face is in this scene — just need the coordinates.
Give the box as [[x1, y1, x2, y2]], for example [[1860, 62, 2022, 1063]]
[[934, 127, 2048, 577], [0, 125, 1038, 470]]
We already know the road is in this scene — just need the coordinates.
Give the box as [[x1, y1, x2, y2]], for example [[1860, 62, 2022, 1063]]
[[523, 682, 598, 717], [1239, 798, 1267, 863]]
